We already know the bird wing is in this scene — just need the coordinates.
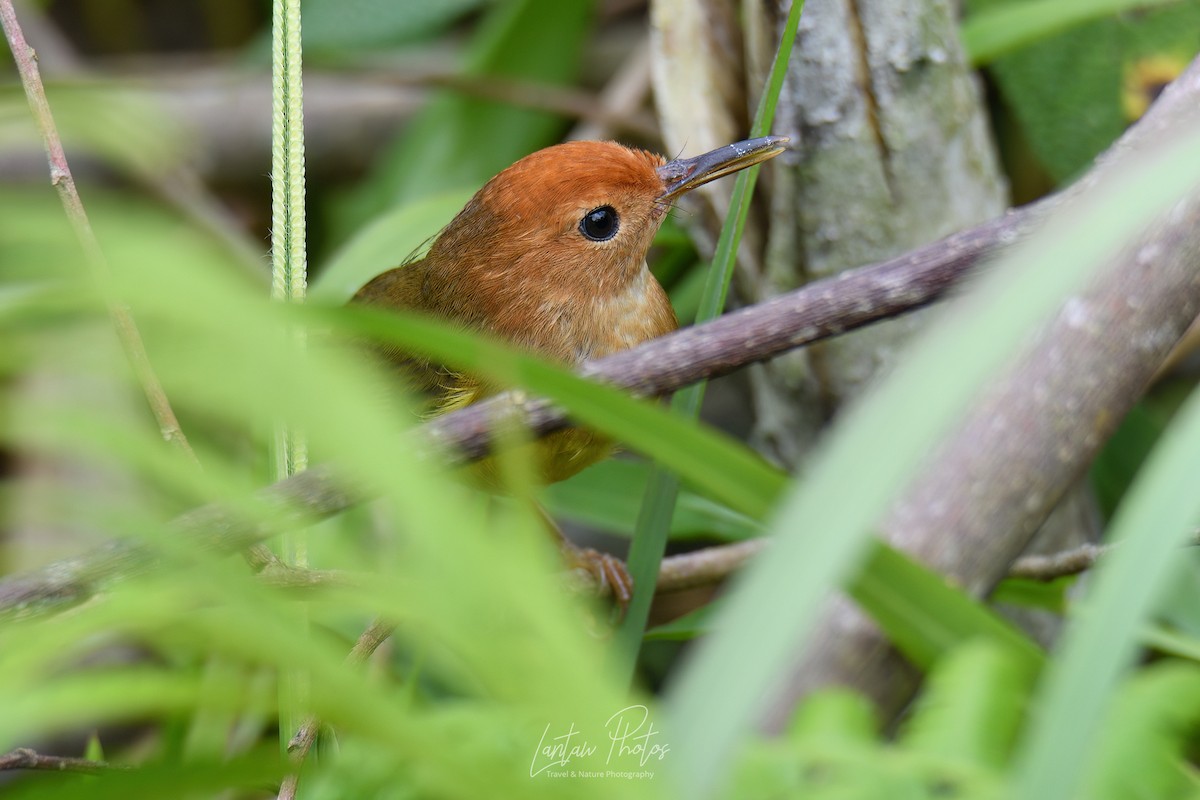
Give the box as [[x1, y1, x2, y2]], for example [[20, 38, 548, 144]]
[[351, 261, 484, 412]]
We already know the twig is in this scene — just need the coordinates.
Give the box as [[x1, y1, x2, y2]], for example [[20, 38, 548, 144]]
[[258, 564, 353, 590], [0, 0, 197, 463], [1007, 544, 1109, 582], [1007, 529, 1200, 582], [651, 539, 1117, 593], [0, 747, 127, 773], [657, 540, 765, 593], [0, 198, 1040, 619], [277, 617, 396, 800], [650, 540, 1102, 593], [1, 2, 284, 573]]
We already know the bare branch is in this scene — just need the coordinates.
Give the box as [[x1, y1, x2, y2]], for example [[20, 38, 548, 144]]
[[0, 166, 1040, 618], [0, 193, 1026, 618], [1006, 545, 1107, 582], [656, 540, 764, 593], [0, 747, 126, 773]]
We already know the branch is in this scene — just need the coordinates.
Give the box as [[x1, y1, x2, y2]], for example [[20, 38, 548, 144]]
[[0, 747, 126, 773], [769, 51, 1200, 721], [425, 201, 1039, 462], [0, 192, 1034, 618]]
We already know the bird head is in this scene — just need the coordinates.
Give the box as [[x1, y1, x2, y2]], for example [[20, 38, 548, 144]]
[[425, 136, 789, 299]]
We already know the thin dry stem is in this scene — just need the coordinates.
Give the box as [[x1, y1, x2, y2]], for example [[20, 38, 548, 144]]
[[0, 0, 195, 461], [1, 1, 283, 572], [277, 617, 396, 800], [0, 747, 127, 773]]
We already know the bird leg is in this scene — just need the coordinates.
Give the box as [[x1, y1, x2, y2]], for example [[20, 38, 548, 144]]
[[533, 503, 632, 616]]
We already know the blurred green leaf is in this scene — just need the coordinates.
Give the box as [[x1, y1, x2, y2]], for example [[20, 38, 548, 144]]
[[643, 603, 716, 642], [302, 0, 488, 53], [311, 187, 474, 303], [83, 731, 105, 762], [1090, 400, 1169, 518], [786, 689, 879, 745], [542, 459, 763, 541], [1082, 662, 1200, 800], [1013, 379, 1200, 797], [990, 576, 1072, 614], [330, 303, 787, 520], [1151, 552, 1200, 640], [962, 0, 1182, 65], [1091, 379, 1195, 517], [900, 641, 1035, 771], [1143, 625, 1200, 663], [0, 85, 183, 179], [852, 544, 1044, 673], [6, 746, 285, 800], [967, 0, 1200, 181]]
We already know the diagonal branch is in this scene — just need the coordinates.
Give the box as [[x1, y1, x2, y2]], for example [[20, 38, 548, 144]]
[[0, 198, 1033, 617], [768, 50, 1200, 721]]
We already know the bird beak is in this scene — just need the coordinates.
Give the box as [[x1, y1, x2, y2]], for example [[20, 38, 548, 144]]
[[655, 135, 789, 202]]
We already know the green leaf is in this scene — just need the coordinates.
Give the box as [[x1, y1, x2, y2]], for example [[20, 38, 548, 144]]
[[1082, 662, 1200, 800], [1090, 400, 1169, 518], [84, 731, 105, 762], [967, 0, 1200, 181], [787, 689, 879, 745], [900, 641, 1035, 771], [850, 544, 1044, 673], [6, 747, 285, 800], [1012, 380, 1200, 798], [302, 0, 487, 53], [1142, 624, 1200, 663], [311, 188, 474, 303], [327, 304, 787, 520], [962, 0, 1183, 66], [0, 85, 184, 179], [990, 576, 1073, 614], [541, 459, 763, 541], [643, 603, 716, 642], [1090, 380, 1195, 518]]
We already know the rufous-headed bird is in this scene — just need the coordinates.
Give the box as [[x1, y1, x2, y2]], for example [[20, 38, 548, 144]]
[[353, 135, 788, 605]]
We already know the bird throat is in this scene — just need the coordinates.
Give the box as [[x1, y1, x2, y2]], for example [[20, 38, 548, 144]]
[[573, 261, 676, 362]]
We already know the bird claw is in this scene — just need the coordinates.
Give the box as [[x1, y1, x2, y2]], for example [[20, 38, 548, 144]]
[[563, 544, 632, 621]]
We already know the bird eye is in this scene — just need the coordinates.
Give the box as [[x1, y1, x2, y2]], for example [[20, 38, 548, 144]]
[[579, 206, 619, 242]]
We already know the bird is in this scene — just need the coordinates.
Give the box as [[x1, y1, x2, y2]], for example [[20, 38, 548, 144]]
[[353, 135, 788, 606]]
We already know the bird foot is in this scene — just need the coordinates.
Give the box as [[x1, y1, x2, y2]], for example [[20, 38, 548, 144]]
[[562, 542, 632, 620]]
